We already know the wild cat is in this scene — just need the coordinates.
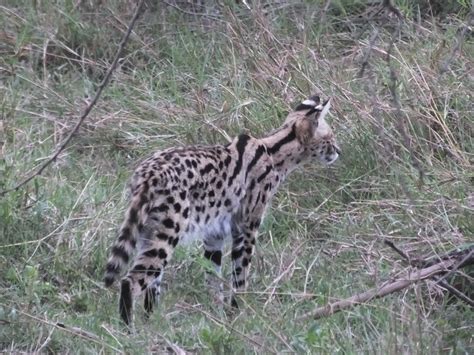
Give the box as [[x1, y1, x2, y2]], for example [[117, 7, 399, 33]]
[[104, 95, 340, 324]]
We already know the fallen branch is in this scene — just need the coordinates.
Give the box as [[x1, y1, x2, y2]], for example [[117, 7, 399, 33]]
[[383, 240, 474, 307], [0, 0, 145, 197], [299, 247, 474, 320], [432, 275, 474, 308]]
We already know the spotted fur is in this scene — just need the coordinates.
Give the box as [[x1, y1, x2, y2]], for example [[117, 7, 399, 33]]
[[104, 95, 340, 325]]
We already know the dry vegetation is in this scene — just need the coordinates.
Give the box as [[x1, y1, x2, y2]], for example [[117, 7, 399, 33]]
[[1, 0, 473, 353]]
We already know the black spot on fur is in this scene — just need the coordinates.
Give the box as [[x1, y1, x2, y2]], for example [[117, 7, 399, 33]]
[[156, 232, 168, 241], [183, 207, 189, 218], [112, 246, 129, 263], [231, 247, 244, 260], [129, 208, 138, 224], [249, 179, 256, 191], [151, 204, 169, 213], [233, 279, 246, 288], [144, 249, 159, 257], [162, 218, 174, 229], [204, 250, 222, 266], [158, 248, 168, 259], [233, 236, 244, 245], [200, 163, 215, 175], [131, 264, 147, 273]]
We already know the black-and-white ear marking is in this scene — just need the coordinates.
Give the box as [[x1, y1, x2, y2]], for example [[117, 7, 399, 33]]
[[318, 98, 331, 120], [295, 95, 320, 112]]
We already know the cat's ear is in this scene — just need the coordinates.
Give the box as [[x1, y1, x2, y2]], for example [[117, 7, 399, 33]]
[[316, 98, 331, 121], [294, 95, 321, 112], [299, 97, 331, 123]]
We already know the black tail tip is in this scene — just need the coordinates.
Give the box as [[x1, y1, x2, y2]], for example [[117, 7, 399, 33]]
[[119, 279, 133, 325], [230, 296, 239, 309], [104, 275, 115, 288]]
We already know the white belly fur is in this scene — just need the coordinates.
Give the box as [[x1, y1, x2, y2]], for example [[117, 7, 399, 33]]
[[181, 212, 233, 246]]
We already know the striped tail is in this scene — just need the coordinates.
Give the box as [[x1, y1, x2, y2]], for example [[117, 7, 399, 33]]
[[104, 200, 141, 287]]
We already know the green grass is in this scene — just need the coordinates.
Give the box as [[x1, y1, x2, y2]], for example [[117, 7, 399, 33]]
[[1, 0, 473, 353]]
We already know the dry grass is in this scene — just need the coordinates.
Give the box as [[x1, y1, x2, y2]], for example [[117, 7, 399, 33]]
[[1, 0, 473, 353]]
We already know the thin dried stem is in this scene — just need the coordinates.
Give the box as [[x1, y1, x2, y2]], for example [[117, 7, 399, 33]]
[[298, 250, 472, 320]]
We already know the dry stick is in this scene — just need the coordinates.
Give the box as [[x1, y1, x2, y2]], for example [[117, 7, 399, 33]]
[[384, 240, 474, 307], [419, 246, 474, 269], [433, 248, 474, 284], [432, 275, 474, 308], [0, 0, 145, 197], [298, 256, 461, 321]]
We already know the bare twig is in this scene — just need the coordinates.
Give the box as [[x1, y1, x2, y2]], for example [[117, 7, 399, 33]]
[[0, 0, 145, 197], [433, 248, 474, 284], [298, 254, 468, 320], [418, 246, 474, 269], [384, 240, 474, 307], [383, 239, 411, 261], [432, 275, 474, 308]]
